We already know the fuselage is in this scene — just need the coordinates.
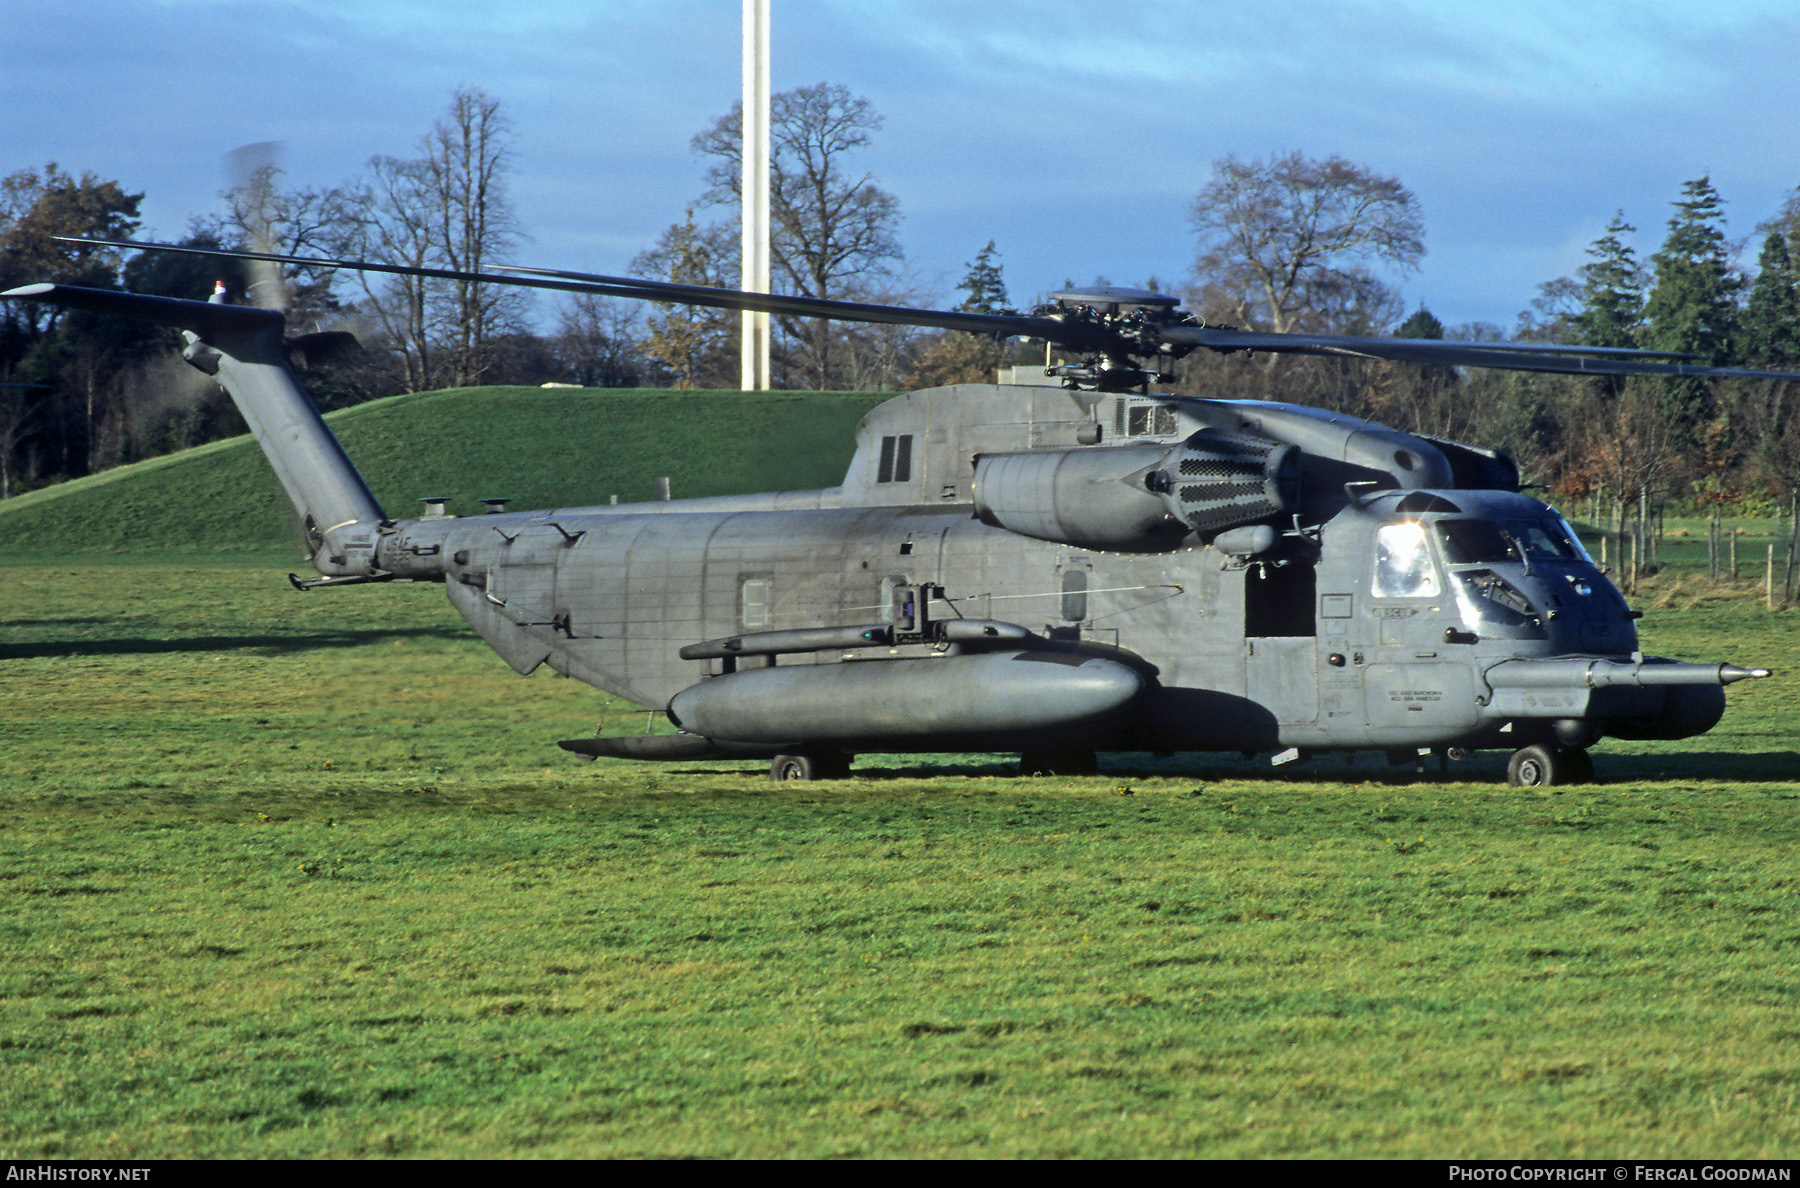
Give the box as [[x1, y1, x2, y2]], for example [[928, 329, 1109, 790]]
[[370, 384, 1704, 757]]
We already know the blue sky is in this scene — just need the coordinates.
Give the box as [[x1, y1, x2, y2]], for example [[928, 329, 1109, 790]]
[[4, 0, 1798, 331]]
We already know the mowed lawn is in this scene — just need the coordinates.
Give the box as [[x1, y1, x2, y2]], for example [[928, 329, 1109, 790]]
[[2, 557, 1797, 1158]]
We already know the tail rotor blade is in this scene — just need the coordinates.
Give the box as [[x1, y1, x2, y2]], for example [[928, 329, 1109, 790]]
[[224, 142, 292, 314]]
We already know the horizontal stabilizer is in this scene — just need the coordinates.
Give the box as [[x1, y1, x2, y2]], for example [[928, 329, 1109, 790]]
[[2, 283, 284, 335]]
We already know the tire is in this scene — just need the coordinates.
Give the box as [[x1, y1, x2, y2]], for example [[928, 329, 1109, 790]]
[[769, 752, 852, 781], [1506, 743, 1561, 787], [770, 753, 817, 781]]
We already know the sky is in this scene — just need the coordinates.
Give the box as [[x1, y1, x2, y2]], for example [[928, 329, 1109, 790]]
[[4, 0, 1798, 333]]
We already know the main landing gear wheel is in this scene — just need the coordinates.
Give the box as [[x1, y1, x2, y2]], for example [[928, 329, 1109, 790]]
[[769, 752, 852, 782], [1019, 749, 1099, 777], [1506, 744, 1594, 787]]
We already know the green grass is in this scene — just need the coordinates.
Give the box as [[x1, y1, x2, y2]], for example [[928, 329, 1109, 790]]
[[2, 559, 1798, 1158], [4, 409, 1799, 1156], [0, 386, 886, 553]]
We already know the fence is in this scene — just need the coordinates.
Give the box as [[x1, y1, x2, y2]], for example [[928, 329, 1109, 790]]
[[1576, 513, 1800, 607]]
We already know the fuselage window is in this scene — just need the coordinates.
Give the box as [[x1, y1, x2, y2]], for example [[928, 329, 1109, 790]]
[[1372, 521, 1440, 598], [1245, 562, 1316, 637]]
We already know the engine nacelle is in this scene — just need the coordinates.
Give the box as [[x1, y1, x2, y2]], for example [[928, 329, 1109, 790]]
[[971, 430, 1299, 550]]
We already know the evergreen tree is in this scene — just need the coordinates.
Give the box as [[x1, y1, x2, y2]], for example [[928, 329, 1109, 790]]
[[1767, 185, 1800, 274], [1574, 212, 1644, 349], [1743, 229, 1800, 367], [0, 164, 145, 483], [955, 240, 1009, 314], [1376, 305, 1464, 438], [1741, 227, 1800, 522], [903, 242, 1013, 388], [1568, 214, 1647, 497], [1643, 177, 1742, 444], [1395, 306, 1444, 341]]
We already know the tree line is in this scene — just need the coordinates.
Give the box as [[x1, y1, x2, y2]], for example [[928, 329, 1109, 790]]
[[4, 84, 1799, 526], [1175, 154, 1800, 533]]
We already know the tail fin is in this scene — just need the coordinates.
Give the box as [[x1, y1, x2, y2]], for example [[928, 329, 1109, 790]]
[[3, 283, 385, 575]]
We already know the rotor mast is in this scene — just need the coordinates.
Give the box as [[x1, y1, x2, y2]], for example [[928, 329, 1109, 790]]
[[741, 0, 771, 390]]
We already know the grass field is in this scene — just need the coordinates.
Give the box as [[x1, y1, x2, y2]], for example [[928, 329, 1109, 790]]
[[3, 555, 1798, 1158], [3, 390, 1798, 1157]]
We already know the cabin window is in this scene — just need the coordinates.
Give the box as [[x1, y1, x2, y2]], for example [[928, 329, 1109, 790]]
[[877, 434, 913, 483], [740, 577, 773, 630], [1371, 522, 1440, 598]]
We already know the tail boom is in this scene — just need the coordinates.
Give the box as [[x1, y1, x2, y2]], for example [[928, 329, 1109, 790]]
[[4, 283, 385, 575]]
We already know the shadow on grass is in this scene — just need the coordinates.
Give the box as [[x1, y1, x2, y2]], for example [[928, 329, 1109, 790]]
[[1579, 750, 1800, 785], [0, 625, 469, 661], [658, 749, 1800, 787]]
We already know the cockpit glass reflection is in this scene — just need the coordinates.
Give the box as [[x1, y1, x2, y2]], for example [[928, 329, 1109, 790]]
[[1372, 521, 1439, 597]]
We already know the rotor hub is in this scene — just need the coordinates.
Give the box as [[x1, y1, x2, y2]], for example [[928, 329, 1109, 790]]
[[1031, 289, 1198, 389]]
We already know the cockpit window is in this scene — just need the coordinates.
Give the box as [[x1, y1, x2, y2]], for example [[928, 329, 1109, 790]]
[[1372, 521, 1440, 598], [1438, 517, 1586, 565]]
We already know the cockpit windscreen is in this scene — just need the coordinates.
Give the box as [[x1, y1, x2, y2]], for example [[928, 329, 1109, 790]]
[[1437, 516, 1590, 565]]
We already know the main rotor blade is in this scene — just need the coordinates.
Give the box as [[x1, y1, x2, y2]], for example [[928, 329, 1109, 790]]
[[59, 236, 1800, 383], [1162, 325, 1800, 382], [59, 237, 1057, 340], [494, 263, 1057, 338]]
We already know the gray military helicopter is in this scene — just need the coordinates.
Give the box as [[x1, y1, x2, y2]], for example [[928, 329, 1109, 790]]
[[6, 235, 1786, 785]]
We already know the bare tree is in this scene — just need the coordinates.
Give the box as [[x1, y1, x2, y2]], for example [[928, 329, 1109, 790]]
[[422, 87, 528, 386], [1181, 152, 1422, 411], [1189, 151, 1423, 338], [692, 82, 903, 388], [555, 292, 645, 388], [347, 87, 528, 392], [350, 154, 438, 391], [219, 154, 360, 330]]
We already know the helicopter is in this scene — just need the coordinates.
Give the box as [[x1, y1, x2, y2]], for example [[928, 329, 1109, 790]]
[[5, 235, 1787, 786]]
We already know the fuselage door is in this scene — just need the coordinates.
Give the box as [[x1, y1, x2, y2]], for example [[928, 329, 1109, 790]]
[[1243, 561, 1319, 728]]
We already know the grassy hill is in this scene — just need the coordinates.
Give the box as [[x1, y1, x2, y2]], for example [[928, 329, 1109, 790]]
[[0, 387, 889, 555]]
